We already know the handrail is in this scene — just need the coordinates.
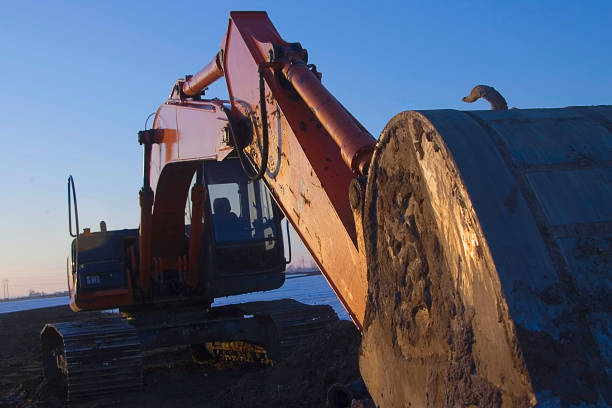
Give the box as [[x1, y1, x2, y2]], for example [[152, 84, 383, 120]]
[[285, 218, 292, 265], [221, 62, 270, 181], [67, 175, 79, 238]]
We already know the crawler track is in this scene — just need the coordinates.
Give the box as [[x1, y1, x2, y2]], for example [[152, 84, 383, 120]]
[[236, 299, 339, 358], [41, 299, 338, 402], [204, 299, 339, 363], [41, 318, 143, 402]]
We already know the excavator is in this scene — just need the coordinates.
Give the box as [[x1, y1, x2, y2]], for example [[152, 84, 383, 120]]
[[41, 11, 610, 407]]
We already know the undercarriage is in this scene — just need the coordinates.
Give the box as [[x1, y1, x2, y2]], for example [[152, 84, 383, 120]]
[[41, 299, 337, 402]]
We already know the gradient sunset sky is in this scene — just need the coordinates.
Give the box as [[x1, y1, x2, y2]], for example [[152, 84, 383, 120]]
[[0, 1, 610, 297]]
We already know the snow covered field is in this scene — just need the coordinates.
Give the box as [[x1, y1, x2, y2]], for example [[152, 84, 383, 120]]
[[0, 274, 349, 320]]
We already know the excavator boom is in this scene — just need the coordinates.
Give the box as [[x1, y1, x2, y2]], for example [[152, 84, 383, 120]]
[[148, 11, 376, 326]]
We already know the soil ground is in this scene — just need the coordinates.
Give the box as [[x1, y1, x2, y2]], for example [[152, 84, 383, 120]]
[[0, 306, 361, 407]]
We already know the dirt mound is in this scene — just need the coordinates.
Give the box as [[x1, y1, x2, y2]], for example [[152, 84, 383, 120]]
[[1, 306, 362, 408], [221, 320, 361, 408], [0, 306, 101, 407]]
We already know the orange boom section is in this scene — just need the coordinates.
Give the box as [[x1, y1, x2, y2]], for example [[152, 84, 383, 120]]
[[145, 11, 376, 327]]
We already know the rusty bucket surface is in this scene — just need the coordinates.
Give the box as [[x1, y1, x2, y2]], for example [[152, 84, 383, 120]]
[[360, 106, 612, 407]]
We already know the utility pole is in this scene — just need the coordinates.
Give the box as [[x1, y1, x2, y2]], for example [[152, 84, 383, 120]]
[[2, 279, 8, 300]]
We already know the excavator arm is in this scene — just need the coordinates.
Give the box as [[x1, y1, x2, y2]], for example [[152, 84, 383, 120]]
[[141, 11, 611, 407], [145, 11, 375, 327]]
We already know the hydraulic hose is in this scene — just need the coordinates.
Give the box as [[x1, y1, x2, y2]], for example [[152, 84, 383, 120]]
[[222, 64, 269, 181]]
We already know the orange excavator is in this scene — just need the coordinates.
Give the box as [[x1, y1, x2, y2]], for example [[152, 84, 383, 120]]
[[42, 11, 611, 407]]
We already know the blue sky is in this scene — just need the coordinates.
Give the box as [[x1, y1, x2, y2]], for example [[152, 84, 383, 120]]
[[1, 1, 610, 296]]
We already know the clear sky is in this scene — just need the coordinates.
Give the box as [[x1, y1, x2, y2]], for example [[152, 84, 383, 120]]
[[0, 1, 610, 297]]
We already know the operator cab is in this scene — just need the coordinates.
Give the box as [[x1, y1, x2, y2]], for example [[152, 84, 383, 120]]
[[187, 158, 286, 297]]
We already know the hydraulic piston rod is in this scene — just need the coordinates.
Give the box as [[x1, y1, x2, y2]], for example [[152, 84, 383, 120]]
[[182, 51, 224, 96], [281, 61, 376, 175]]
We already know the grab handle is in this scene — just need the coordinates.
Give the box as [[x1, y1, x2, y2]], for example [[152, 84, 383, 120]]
[[67, 175, 79, 238], [285, 218, 292, 265]]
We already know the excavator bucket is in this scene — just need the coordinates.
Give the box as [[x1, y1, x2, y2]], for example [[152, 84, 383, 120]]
[[360, 106, 611, 407]]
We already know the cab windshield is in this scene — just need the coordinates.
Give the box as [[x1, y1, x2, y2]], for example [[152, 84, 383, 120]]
[[204, 159, 277, 244]]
